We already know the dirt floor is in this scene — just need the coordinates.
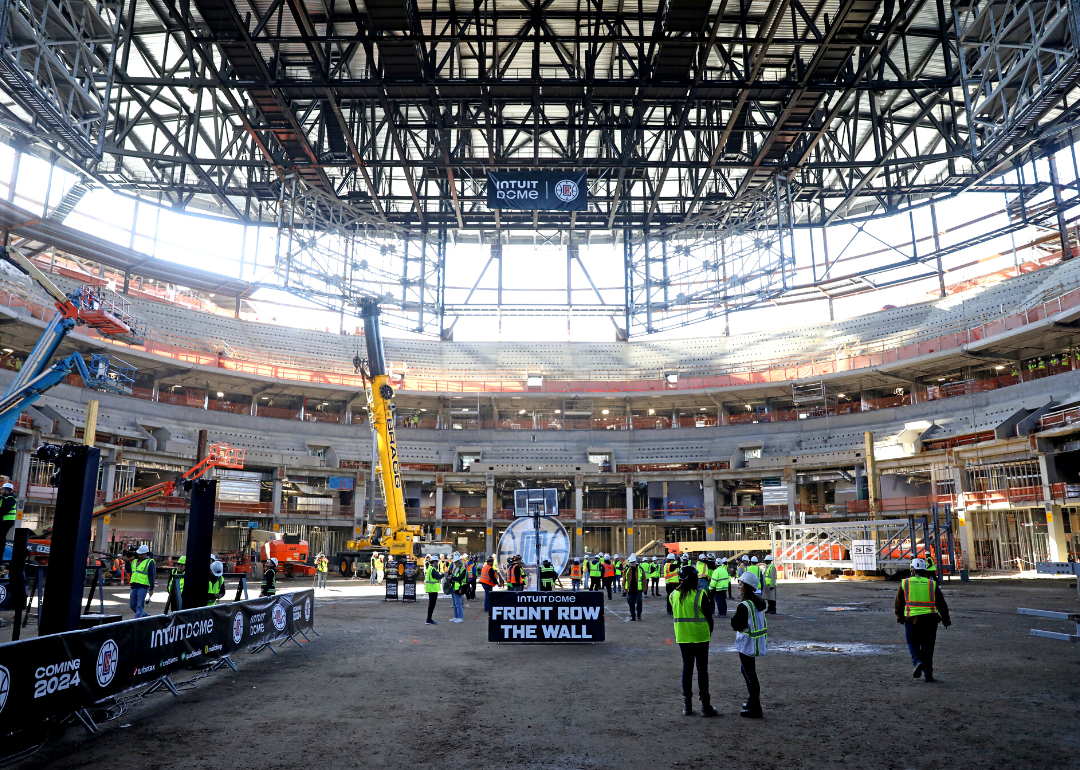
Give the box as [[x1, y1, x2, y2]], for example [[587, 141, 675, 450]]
[[7, 576, 1080, 770]]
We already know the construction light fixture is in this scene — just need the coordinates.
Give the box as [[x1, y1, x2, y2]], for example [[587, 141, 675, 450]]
[[995, 365, 1005, 370], [602, 409, 610, 415], [699, 407, 707, 411], [261, 396, 269, 400], [937, 377, 945, 381], [527, 375, 543, 386], [648, 408, 655, 415], [216, 391, 224, 398], [555, 409, 561, 414], [838, 393, 845, 398], [1, 348, 12, 355], [746, 404, 752, 410], [519, 409, 527, 415]]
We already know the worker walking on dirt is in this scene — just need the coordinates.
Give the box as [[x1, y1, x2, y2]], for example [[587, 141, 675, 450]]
[[649, 557, 661, 596], [448, 554, 467, 622], [261, 557, 278, 596], [670, 564, 716, 716], [465, 554, 478, 600], [569, 558, 583, 591], [315, 552, 329, 589], [696, 555, 711, 591], [762, 555, 777, 614], [425, 556, 444, 625], [726, 560, 737, 599], [129, 544, 156, 618], [624, 554, 645, 620], [480, 555, 504, 612], [895, 558, 951, 682], [613, 554, 623, 594], [0, 481, 16, 552], [602, 554, 615, 600], [663, 554, 680, 614], [588, 555, 603, 590], [709, 556, 730, 616], [732, 570, 768, 718]]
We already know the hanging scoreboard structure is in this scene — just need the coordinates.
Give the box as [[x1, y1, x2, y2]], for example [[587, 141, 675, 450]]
[[487, 172, 588, 211]]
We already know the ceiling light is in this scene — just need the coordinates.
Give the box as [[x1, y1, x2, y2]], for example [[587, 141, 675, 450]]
[[746, 404, 752, 410], [601, 409, 609, 415], [699, 407, 707, 411], [937, 378, 945, 382], [648, 409, 655, 415], [838, 393, 845, 398], [420, 408, 427, 412], [519, 409, 526, 415], [994, 365, 1004, 370], [555, 409, 561, 414], [1, 348, 12, 355], [260, 396, 269, 400], [216, 391, 224, 398]]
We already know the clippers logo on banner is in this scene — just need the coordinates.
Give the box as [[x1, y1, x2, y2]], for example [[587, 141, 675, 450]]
[[487, 171, 588, 211], [95, 640, 118, 687], [0, 665, 9, 715]]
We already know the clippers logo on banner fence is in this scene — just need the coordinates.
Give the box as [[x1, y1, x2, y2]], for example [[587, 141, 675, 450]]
[[486, 171, 588, 211], [0, 590, 314, 736]]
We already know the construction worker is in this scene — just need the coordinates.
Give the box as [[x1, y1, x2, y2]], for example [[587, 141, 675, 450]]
[[569, 557, 583, 592], [208, 560, 225, 605], [507, 555, 526, 591], [925, 552, 937, 581], [479, 555, 503, 612], [369, 553, 380, 584], [624, 554, 644, 620], [747, 556, 764, 594], [425, 555, 444, 625], [696, 554, 710, 590], [726, 560, 737, 599], [709, 555, 730, 616], [613, 554, 623, 594], [895, 557, 951, 682], [539, 559, 558, 590], [261, 557, 278, 596], [762, 554, 778, 614], [663, 554, 680, 614], [169, 555, 187, 598], [601, 553, 615, 600], [0, 481, 16, 551], [448, 554, 467, 622], [588, 554, 603, 590], [129, 544, 156, 618], [649, 556, 661, 596], [737, 555, 749, 579], [465, 554, 478, 600], [315, 552, 329, 589], [670, 564, 716, 716], [732, 570, 767, 718]]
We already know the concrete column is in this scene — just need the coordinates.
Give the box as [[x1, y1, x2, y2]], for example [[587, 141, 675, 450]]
[[353, 469, 366, 539], [575, 474, 584, 557], [786, 467, 797, 516], [272, 469, 283, 532], [485, 473, 494, 556], [1039, 453, 1068, 559], [625, 475, 634, 554], [950, 466, 975, 570], [95, 459, 116, 551], [435, 477, 444, 542], [864, 431, 879, 517], [703, 473, 715, 539]]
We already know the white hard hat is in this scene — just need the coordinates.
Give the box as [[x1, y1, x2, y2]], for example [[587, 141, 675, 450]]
[[1, 482, 13, 490], [211, 561, 224, 576], [136, 544, 149, 555], [628, 554, 637, 563], [453, 553, 462, 562], [739, 571, 760, 589], [741, 555, 749, 562], [910, 558, 926, 571], [651, 557, 657, 561], [765, 555, 773, 561], [666, 554, 675, 560], [573, 558, 580, 563], [697, 554, 706, 561], [269, 557, 279, 566], [751, 556, 759, 563], [614, 554, 620, 559]]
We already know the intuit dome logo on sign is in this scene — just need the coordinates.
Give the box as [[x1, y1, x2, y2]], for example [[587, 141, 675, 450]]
[[150, 618, 214, 649], [487, 171, 587, 211]]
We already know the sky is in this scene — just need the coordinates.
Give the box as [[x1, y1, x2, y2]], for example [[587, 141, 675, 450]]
[[1, 142, 1074, 344]]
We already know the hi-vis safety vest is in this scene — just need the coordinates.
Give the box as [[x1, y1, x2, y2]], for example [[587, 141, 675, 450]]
[[602, 562, 615, 578], [208, 575, 224, 605], [466, 562, 477, 579], [588, 560, 602, 577], [734, 600, 767, 656], [480, 563, 498, 586], [539, 566, 557, 590], [664, 563, 680, 584], [763, 563, 776, 588], [902, 576, 936, 617], [131, 557, 152, 587], [925, 555, 937, 573], [670, 588, 711, 643], [614, 560, 623, 576], [317, 558, 328, 573], [710, 565, 730, 590], [0, 493, 17, 522], [570, 563, 582, 579], [425, 564, 441, 593]]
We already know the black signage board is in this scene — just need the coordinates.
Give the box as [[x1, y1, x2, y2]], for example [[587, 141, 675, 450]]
[[486, 171, 587, 211], [0, 590, 314, 736], [402, 558, 417, 602], [487, 590, 604, 643], [384, 557, 398, 601]]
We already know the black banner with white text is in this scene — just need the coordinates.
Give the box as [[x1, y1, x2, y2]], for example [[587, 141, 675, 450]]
[[486, 171, 587, 211], [0, 590, 314, 735], [488, 590, 604, 642]]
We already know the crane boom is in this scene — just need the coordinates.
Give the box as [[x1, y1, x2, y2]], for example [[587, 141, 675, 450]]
[[361, 298, 421, 556]]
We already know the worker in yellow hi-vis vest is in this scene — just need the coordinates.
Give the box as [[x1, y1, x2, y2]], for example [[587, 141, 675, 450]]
[[895, 558, 951, 682]]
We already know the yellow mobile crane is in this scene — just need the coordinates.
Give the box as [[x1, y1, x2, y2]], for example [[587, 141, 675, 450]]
[[333, 299, 451, 575]]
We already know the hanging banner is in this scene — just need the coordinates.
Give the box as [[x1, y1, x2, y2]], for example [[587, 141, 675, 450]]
[[0, 590, 314, 736], [488, 590, 604, 643], [486, 171, 588, 211]]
